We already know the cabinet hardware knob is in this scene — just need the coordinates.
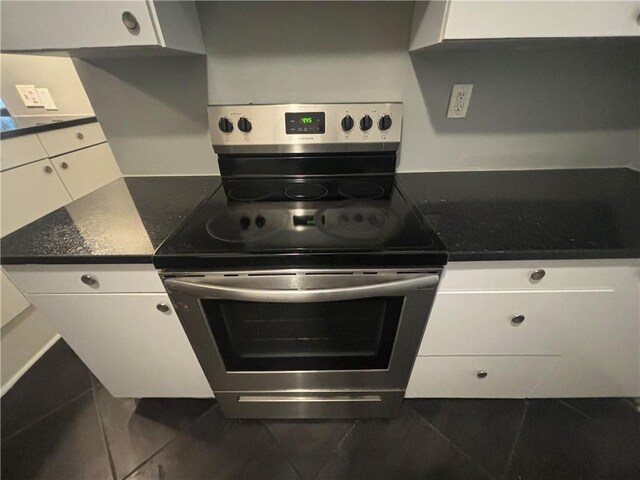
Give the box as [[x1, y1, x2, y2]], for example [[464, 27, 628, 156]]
[[477, 370, 488, 379], [156, 303, 171, 313], [530, 269, 546, 281], [122, 11, 139, 31], [511, 314, 526, 326], [43, 165, 53, 173], [60, 162, 69, 169], [80, 274, 98, 287], [76, 132, 84, 140]]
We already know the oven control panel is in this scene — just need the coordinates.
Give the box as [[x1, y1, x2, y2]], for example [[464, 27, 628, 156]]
[[208, 103, 402, 153]]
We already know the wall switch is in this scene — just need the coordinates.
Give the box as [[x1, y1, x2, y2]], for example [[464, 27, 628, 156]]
[[36, 88, 58, 111], [447, 84, 473, 118], [15, 85, 43, 108]]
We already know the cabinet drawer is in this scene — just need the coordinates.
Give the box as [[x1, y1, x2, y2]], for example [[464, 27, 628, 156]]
[[439, 260, 634, 292], [0, 134, 48, 171], [37, 123, 106, 157], [1, 159, 72, 236], [406, 356, 559, 398], [52, 143, 121, 199], [4, 264, 164, 294], [420, 290, 615, 356]]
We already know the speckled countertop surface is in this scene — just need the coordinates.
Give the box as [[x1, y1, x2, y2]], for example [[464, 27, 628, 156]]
[[397, 168, 640, 261], [0, 176, 220, 264]]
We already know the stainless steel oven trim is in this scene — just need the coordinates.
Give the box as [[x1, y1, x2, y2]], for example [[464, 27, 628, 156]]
[[163, 268, 441, 393]]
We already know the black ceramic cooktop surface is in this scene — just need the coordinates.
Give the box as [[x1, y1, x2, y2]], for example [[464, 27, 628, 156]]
[[154, 176, 448, 269]]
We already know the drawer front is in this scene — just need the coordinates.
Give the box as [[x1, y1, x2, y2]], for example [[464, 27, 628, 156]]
[[52, 143, 121, 199], [1, 134, 48, 171], [420, 290, 615, 356], [440, 260, 634, 292], [1, 269, 31, 328], [1, 159, 72, 236], [37, 123, 106, 157], [4, 264, 164, 294], [406, 356, 559, 398]]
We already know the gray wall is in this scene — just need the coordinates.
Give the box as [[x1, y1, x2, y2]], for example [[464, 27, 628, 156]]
[[74, 2, 639, 175], [199, 1, 639, 172], [73, 55, 217, 176]]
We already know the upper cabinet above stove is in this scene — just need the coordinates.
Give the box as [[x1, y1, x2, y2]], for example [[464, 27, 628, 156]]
[[0, 0, 204, 56], [410, 1, 640, 51]]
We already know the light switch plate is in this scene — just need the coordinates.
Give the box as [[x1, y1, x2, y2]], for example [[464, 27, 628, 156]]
[[15, 85, 43, 108], [447, 84, 473, 118], [36, 88, 58, 111]]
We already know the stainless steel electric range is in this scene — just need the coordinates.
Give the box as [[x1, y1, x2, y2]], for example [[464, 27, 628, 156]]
[[156, 103, 447, 419]]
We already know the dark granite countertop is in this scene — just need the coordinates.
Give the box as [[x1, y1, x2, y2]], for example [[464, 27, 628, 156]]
[[397, 168, 640, 261], [0, 116, 97, 140], [1, 176, 220, 264]]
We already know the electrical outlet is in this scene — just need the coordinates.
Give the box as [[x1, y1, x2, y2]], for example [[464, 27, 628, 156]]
[[447, 84, 473, 119], [15, 85, 43, 108], [36, 88, 58, 111]]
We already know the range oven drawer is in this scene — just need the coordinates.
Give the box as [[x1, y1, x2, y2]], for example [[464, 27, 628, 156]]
[[215, 390, 404, 419]]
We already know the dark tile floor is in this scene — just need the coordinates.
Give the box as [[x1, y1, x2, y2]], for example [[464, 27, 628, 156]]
[[2, 340, 640, 480]]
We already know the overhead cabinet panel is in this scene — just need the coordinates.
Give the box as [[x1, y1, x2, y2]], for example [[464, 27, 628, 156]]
[[410, 0, 640, 50]]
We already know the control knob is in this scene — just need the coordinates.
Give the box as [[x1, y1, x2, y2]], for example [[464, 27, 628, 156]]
[[360, 115, 373, 131], [341, 115, 354, 132], [218, 117, 234, 133], [378, 115, 392, 131], [238, 117, 252, 133]]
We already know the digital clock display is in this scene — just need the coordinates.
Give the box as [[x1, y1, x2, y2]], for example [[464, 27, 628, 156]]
[[285, 112, 325, 135]]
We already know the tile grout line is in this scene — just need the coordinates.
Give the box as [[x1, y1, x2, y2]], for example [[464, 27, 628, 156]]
[[121, 403, 221, 480], [91, 377, 118, 480], [312, 421, 358, 480], [409, 406, 499, 480], [558, 399, 595, 421], [119, 402, 219, 480], [499, 400, 529, 480], [1, 383, 93, 443], [261, 420, 304, 480]]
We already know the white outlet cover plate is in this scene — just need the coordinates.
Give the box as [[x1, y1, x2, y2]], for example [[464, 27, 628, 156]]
[[447, 84, 473, 119], [36, 88, 58, 111], [15, 85, 43, 108]]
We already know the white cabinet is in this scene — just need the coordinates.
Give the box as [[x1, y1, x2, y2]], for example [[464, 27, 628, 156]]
[[1, 269, 30, 328], [4, 264, 213, 398], [26, 293, 212, 398], [37, 123, 107, 158], [407, 356, 559, 398], [51, 143, 121, 200], [410, 1, 640, 50], [0, 158, 72, 236], [0, 134, 48, 172], [0, 1, 204, 55], [409, 259, 640, 398]]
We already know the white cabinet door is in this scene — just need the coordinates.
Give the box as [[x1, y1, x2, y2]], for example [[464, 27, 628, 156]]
[[1, 1, 160, 51], [1, 159, 72, 236], [407, 355, 560, 398], [37, 123, 107, 158], [0, 134, 48, 172], [411, 1, 640, 49], [52, 143, 121, 200], [27, 293, 213, 398]]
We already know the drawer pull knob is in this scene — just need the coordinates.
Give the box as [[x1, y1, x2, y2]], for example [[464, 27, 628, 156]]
[[511, 314, 526, 326], [122, 11, 139, 31], [80, 274, 98, 287], [156, 303, 171, 314], [43, 165, 53, 173], [60, 161, 69, 169], [530, 269, 546, 281], [76, 132, 84, 140], [477, 370, 488, 379]]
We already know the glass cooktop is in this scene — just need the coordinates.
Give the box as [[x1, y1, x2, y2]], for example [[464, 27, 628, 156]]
[[155, 176, 447, 269]]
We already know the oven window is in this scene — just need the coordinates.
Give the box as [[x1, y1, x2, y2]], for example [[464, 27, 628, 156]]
[[201, 297, 404, 371]]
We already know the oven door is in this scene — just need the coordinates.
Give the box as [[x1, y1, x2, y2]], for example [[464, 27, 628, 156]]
[[164, 269, 440, 392]]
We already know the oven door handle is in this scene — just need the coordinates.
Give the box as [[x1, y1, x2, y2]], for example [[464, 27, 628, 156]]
[[164, 274, 439, 303]]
